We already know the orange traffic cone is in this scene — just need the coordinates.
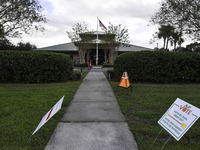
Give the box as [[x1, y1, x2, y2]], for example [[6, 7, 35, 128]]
[[118, 72, 130, 88]]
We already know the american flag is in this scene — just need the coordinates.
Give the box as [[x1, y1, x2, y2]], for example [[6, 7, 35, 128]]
[[99, 19, 107, 30]]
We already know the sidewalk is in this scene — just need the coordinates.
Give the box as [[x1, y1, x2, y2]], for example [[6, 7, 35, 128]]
[[45, 69, 138, 150], [74, 66, 113, 72]]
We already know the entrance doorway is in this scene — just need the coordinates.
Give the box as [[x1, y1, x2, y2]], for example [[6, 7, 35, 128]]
[[89, 49, 105, 65]]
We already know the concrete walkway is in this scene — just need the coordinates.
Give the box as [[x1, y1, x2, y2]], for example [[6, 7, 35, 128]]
[[45, 69, 138, 150]]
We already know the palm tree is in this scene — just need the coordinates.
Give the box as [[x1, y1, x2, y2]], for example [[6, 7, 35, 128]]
[[157, 29, 167, 49], [178, 38, 184, 48], [157, 25, 175, 50], [171, 31, 184, 50]]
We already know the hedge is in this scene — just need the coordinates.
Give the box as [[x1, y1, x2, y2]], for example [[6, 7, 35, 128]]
[[103, 64, 113, 68], [114, 51, 200, 83], [74, 63, 88, 67], [0, 51, 73, 83], [71, 70, 82, 81]]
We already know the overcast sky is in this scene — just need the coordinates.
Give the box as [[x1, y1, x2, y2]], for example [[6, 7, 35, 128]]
[[11, 0, 182, 49]]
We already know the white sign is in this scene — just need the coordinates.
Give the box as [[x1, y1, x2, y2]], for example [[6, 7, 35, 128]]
[[158, 98, 200, 141], [32, 96, 64, 135]]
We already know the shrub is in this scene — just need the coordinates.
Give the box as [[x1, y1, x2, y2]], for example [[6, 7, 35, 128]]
[[0, 51, 73, 83], [71, 70, 82, 81], [74, 63, 88, 67], [114, 51, 200, 83], [103, 63, 113, 68]]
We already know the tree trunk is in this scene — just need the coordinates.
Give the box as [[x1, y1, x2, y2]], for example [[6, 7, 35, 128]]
[[174, 41, 177, 50], [166, 38, 169, 50], [108, 49, 114, 65], [163, 37, 166, 49], [81, 50, 86, 64], [104, 49, 108, 63], [110, 48, 116, 65], [78, 49, 83, 64]]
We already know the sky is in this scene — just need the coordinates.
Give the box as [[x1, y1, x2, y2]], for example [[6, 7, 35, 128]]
[[10, 0, 190, 49]]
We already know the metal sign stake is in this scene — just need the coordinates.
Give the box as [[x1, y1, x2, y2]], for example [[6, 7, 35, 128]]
[[26, 135, 33, 146], [152, 128, 164, 147], [161, 135, 172, 150]]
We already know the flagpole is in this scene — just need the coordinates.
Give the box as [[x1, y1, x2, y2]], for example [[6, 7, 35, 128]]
[[96, 17, 99, 65]]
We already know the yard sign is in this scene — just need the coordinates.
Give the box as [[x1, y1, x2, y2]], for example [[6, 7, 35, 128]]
[[32, 96, 64, 135], [158, 98, 200, 141]]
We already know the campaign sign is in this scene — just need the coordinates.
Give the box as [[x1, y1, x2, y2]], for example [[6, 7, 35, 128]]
[[158, 98, 200, 141], [32, 96, 64, 135]]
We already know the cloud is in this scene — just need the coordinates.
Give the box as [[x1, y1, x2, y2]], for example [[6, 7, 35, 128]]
[[11, 0, 162, 49], [40, 0, 54, 15]]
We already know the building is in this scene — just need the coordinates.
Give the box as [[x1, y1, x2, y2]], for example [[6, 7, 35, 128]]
[[35, 31, 152, 64]]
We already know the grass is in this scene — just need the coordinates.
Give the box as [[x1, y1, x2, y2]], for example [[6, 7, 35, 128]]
[[110, 82, 200, 150], [0, 72, 88, 150]]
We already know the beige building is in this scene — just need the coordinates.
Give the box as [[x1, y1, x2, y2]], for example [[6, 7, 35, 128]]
[[35, 31, 152, 65]]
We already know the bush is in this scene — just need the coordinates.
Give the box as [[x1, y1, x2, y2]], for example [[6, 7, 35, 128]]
[[71, 70, 82, 81], [74, 63, 88, 67], [0, 51, 73, 83], [114, 51, 200, 83], [103, 63, 113, 68]]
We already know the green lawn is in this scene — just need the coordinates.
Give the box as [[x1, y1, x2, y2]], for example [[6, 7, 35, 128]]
[[0, 72, 88, 150], [110, 82, 200, 150]]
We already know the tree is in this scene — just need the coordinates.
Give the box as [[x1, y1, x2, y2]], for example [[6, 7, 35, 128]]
[[102, 22, 130, 64], [151, 0, 200, 41], [0, 37, 15, 50], [173, 47, 189, 52], [0, 24, 5, 38], [15, 42, 37, 51], [156, 24, 175, 50], [67, 21, 130, 64], [0, 0, 47, 38], [186, 42, 200, 52], [67, 22, 93, 64], [0, 39, 37, 51], [153, 24, 184, 51], [67, 22, 90, 43], [102, 22, 130, 45], [171, 31, 184, 49]]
